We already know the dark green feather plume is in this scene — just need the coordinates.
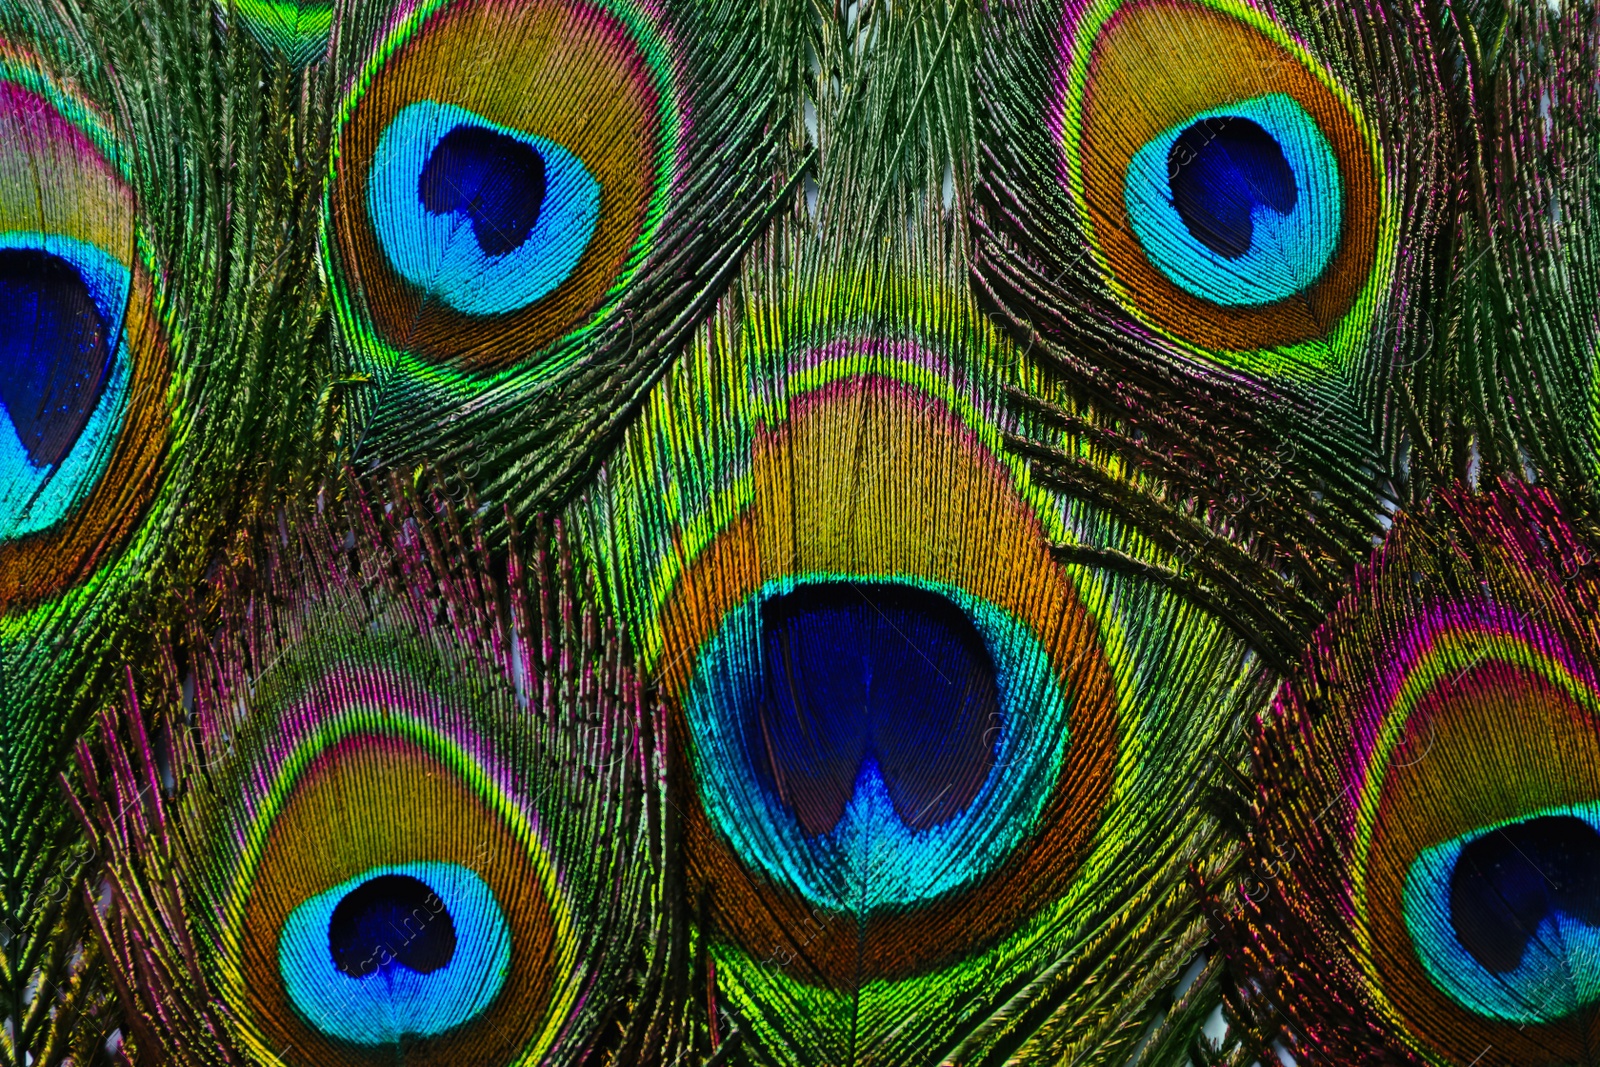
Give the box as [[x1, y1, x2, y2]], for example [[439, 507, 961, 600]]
[[1417, 2, 1600, 494]]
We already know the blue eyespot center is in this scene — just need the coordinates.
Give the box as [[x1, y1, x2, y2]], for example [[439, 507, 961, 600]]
[[748, 582, 1000, 837], [1449, 815, 1600, 975], [1168, 117, 1296, 260], [328, 873, 457, 979], [0, 232, 132, 542], [279, 861, 511, 1044], [0, 248, 114, 470], [368, 101, 601, 317], [1403, 804, 1600, 1024], [419, 125, 547, 258], [685, 576, 1072, 913], [1123, 93, 1341, 307]]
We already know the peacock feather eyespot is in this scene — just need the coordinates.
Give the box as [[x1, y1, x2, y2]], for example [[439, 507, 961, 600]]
[[0, 234, 131, 530], [683, 574, 1075, 916], [1404, 805, 1600, 1025], [327, 0, 680, 375], [71, 489, 670, 1065], [0, 50, 171, 607], [1235, 480, 1600, 1066], [591, 315, 1120, 987], [218, 671, 574, 1064], [367, 101, 602, 318], [1357, 627, 1600, 1042], [1057, 0, 1382, 365], [284, 861, 514, 1037], [577, 243, 1271, 1061], [1125, 94, 1342, 307]]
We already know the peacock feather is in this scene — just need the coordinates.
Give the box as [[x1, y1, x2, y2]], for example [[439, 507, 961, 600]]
[[323, 0, 793, 515], [2, 0, 1599, 1063], [577, 264, 1263, 1064], [1224, 479, 1600, 1066], [0, 42, 170, 607], [1414, 1, 1600, 493], [74, 480, 665, 1066], [567, 7, 1269, 1056], [970, 0, 1457, 666]]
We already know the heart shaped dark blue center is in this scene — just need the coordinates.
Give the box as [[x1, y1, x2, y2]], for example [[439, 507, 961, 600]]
[[744, 583, 1000, 838], [418, 125, 547, 257], [0, 248, 115, 469], [328, 873, 457, 979], [1168, 117, 1297, 260], [1449, 815, 1600, 973]]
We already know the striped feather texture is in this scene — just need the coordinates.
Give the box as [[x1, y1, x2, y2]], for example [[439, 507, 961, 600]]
[[0, 0, 1597, 1064]]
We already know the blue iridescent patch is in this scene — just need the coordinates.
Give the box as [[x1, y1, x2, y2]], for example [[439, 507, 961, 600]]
[[0, 231, 132, 542], [1123, 94, 1341, 307], [367, 101, 600, 317], [1403, 802, 1600, 1023], [683, 575, 1072, 914], [278, 861, 511, 1043]]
